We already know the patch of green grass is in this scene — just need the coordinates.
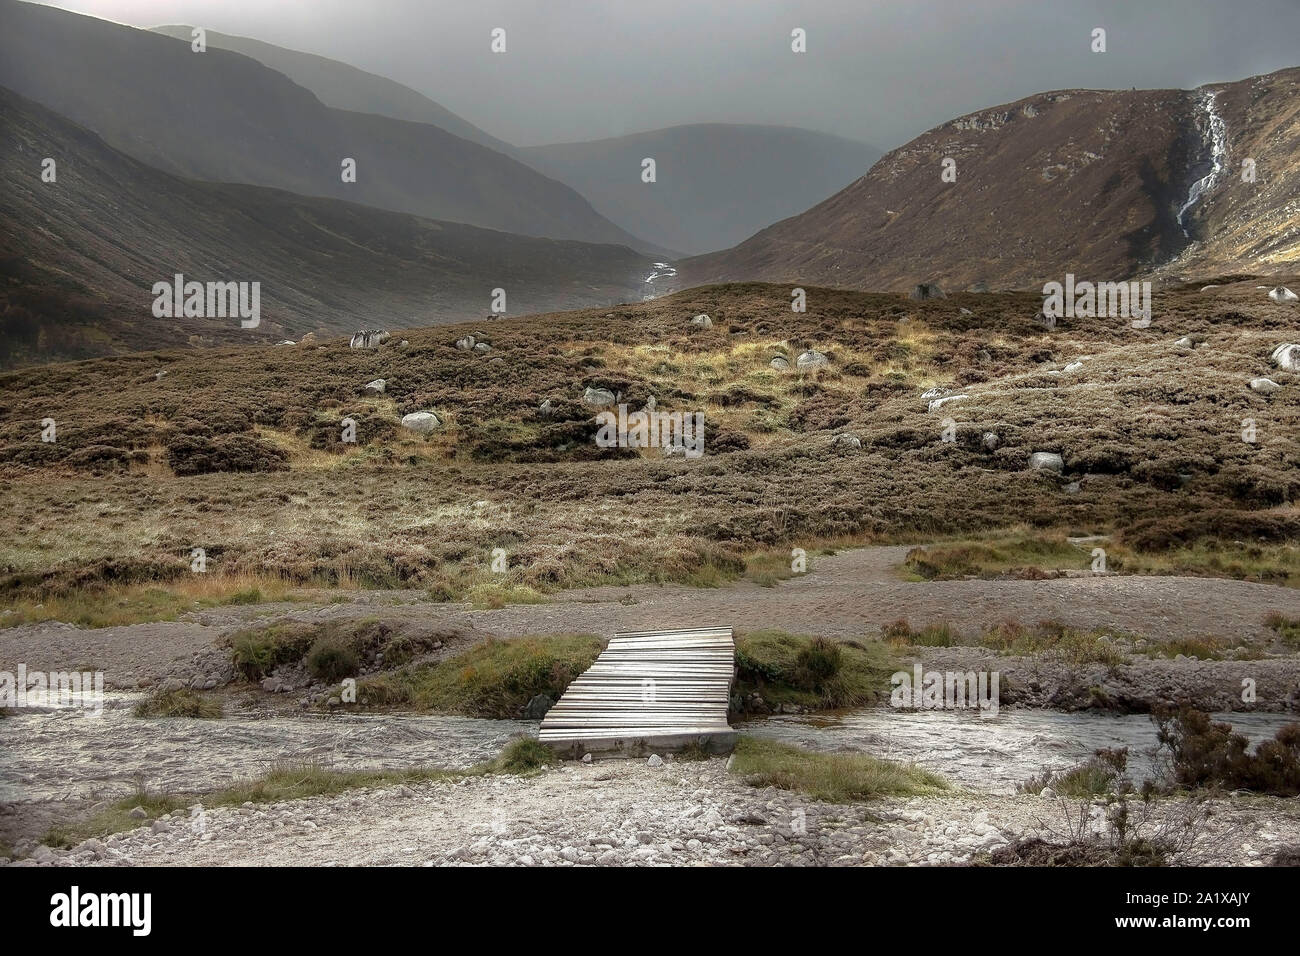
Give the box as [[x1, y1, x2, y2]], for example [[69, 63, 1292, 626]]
[[730, 736, 948, 802], [1020, 748, 1130, 797], [355, 634, 602, 717], [493, 737, 559, 773], [1266, 613, 1300, 647], [883, 618, 1129, 667], [901, 532, 1090, 580], [734, 630, 897, 710], [463, 582, 548, 610], [44, 731, 565, 848], [1144, 635, 1231, 660], [132, 688, 222, 719], [305, 637, 360, 682], [743, 550, 807, 587]]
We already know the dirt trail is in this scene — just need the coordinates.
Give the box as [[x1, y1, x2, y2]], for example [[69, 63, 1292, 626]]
[[4, 545, 1300, 687]]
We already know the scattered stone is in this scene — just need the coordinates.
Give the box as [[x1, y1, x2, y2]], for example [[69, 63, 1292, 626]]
[[1250, 378, 1282, 394], [1063, 481, 1081, 494], [1174, 336, 1196, 349], [473, 342, 491, 354], [276, 340, 296, 346], [400, 411, 441, 433], [1268, 286, 1298, 304], [455, 335, 476, 351], [647, 754, 664, 768], [583, 386, 616, 407], [691, 314, 712, 329], [154, 369, 167, 380], [832, 433, 862, 450], [538, 399, 555, 417], [364, 379, 386, 395], [1271, 344, 1300, 372], [581, 753, 593, 764], [1062, 361, 1084, 373], [959, 307, 973, 315], [523, 694, 554, 719], [919, 385, 949, 401], [982, 431, 1000, 451], [769, 355, 790, 371], [1028, 452, 1064, 473], [928, 394, 968, 413], [350, 330, 389, 349], [796, 350, 829, 369]]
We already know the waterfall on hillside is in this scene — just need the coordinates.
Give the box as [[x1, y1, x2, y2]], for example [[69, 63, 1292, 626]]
[[1176, 90, 1228, 238]]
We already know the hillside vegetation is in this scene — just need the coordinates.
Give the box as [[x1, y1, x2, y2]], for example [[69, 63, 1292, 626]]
[[1, 280, 1297, 607]]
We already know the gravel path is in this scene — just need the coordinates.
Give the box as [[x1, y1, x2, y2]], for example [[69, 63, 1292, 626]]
[[14, 758, 1298, 867], [5, 545, 1300, 690]]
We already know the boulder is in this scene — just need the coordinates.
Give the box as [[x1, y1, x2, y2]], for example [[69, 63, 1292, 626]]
[[455, 335, 476, 351], [1062, 361, 1084, 374], [928, 394, 968, 413], [473, 342, 491, 354], [350, 330, 389, 349], [1028, 452, 1064, 473], [1250, 378, 1282, 394], [796, 350, 829, 369], [833, 433, 862, 450], [1272, 344, 1300, 372], [959, 307, 973, 315], [982, 431, 1001, 451], [910, 283, 946, 300], [538, 399, 555, 418], [1174, 336, 1195, 349], [400, 411, 441, 433], [769, 355, 790, 371], [583, 386, 616, 407], [364, 379, 386, 395], [522, 694, 553, 719], [1268, 286, 1298, 304], [691, 314, 712, 328]]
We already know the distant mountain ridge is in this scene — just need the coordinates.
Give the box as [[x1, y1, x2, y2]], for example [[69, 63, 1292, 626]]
[[679, 67, 1300, 291], [147, 22, 881, 258], [0, 0, 656, 252], [0, 86, 649, 367], [520, 124, 882, 255]]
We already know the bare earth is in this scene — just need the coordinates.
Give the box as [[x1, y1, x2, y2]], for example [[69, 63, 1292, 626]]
[[15, 760, 1299, 868], [5, 546, 1300, 688]]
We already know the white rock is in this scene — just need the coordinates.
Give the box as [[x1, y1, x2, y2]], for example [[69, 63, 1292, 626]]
[[769, 355, 790, 371], [1271, 344, 1300, 372], [1028, 452, 1064, 473], [1062, 361, 1084, 373], [691, 314, 712, 328], [796, 350, 829, 368], [1268, 286, 1298, 304], [400, 411, 441, 433], [364, 379, 386, 395], [1250, 378, 1282, 394], [583, 386, 616, 407], [982, 431, 1000, 451], [833, 433, 861, 450], [455, 335, 476, 351], [928, 394, 968, 413], [647, 754, 664, 767]]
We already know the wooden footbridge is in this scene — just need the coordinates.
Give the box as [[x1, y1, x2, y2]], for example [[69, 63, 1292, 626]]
[[538, 626, 738, 758]]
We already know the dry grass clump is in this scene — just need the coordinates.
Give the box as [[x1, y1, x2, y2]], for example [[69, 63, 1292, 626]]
[[1, 282, 1297, 613]]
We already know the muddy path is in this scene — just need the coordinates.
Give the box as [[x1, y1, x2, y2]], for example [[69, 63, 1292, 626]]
[[3, 545, 1300, 688]]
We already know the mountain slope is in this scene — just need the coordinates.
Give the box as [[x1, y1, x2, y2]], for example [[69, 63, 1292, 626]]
[[149, 24, 519, 159], [679, 68, 1300, 291], [0, 86, 649, 368], [519, 125, 881, 255], [0, 0, 654, 251]]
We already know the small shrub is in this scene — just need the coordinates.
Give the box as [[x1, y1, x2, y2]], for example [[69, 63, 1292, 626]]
[[132, 688, 221, 719], [495, 737, 559, 773], [305, 638, 360, 683]]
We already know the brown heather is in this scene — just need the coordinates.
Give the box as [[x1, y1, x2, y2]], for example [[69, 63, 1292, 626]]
[[0, 279, 1297, 602]]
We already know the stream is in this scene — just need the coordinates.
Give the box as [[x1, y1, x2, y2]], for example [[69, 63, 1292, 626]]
[[3, 696, 1294, 806]]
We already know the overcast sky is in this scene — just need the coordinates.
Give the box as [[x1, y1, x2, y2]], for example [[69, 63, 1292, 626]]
[[35, 0, 1300, 150]]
